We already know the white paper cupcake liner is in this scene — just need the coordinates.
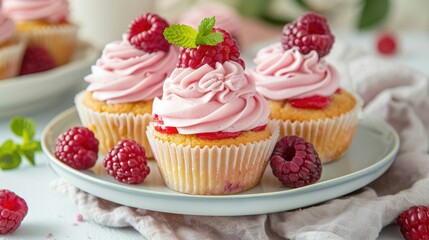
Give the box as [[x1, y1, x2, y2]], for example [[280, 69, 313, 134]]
[[272, 94, 363, 164], [146, 122, 280, 195], [0, 36, 26, 80], [75, 91, 153, 158], [19, 23, 78, 66]]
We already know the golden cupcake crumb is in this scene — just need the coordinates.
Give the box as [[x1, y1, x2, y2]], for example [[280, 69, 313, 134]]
[[269, 88, 357, 121], [83, 92, 153, 115]]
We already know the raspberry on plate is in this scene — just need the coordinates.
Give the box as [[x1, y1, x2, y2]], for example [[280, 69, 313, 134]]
[[19, 46, 55, 76], [103, 140, 150, 184], [397, 205, 429, 240], [281, 12, 334, 58], [128, 13, 170, 53], [270, 135, 322, 188], [376, 32, 397, 56], [0, 190, 28, 234], [54, 127, 99, 170]]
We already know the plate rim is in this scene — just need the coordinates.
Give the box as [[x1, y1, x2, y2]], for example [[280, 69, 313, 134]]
[[42, 107, 400, 202]]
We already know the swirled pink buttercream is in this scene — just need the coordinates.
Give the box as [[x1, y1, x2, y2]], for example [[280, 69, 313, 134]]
[[153, 61, 270, 134], [2, 0, 69, 23], [86, 36, 179, 104], [249, 43, 340, 100], [0, 11, 15, 45]]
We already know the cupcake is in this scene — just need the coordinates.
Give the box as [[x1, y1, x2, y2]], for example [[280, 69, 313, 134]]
[[2, 0, 78, 68], [147, 17, 279, 195], [75, 13, 179, 158], [249, 12, 361, 163], [0, 0, 25, 80]]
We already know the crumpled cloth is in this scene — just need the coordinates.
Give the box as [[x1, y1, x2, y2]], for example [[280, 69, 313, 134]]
[[51, 40, 429, 240]]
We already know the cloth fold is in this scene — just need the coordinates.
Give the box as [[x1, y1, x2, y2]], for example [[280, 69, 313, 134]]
[[52, 40, 429, 240]]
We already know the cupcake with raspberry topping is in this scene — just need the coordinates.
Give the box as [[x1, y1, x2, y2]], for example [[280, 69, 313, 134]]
[[146, 17, 279, 195], [0, 0, 25, 80], [249, 12, 361, 163], [2, 0, 78, 68], [75, 13, 179, 158]]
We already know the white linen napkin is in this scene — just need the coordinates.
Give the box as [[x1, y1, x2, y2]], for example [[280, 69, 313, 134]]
[[52, 41, 429, 240]]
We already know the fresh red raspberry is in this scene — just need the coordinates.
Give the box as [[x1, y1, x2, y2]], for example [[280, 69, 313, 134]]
[[19, 46, 55, 75], [397, 206, 429, 240], [103, 140, 150, 184], [0, 190, 28, 234], [270, 136, 322, 188], [376, 32, 397, 56], [128, 13, 170, 53], [281, 12, 334, 58], [177, 28, 245, 69], [54, 127, 99, 170]]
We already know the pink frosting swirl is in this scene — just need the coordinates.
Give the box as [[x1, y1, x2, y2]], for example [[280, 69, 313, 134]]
[[249, 43, 340, 100], [0, 11, 15, 44], [86, 36, 179, 104], [2, 0, 69, 23], [153, 61, 270, 134]]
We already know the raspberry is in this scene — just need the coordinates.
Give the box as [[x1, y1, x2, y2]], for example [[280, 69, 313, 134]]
[[128, 13, 170, 53], [397, 206, 429, 240], [281, 12, 334, 58], [103, 140, 150, 184], [177, 28, 245, 69], [376, 32, 397, 56], [0, 190, 28, 234], [19, 46, 55, 75], [54, 127, 99, 170], [270, 136, 322, 188]]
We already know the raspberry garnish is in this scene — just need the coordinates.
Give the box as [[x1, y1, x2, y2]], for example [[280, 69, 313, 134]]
[[103, 140, 150, 184], [289, 95, 330, 109], [397, 206, 429, 240], [177, 28, 244, 69], [54, 127, 99, 170], [270, 136, 322, 188], [19, 46, 55, 76], [0, 190, 28, 234], [376, 32, 397, 56], [128, 13, 170, 53], [281, 12, 334, 58]]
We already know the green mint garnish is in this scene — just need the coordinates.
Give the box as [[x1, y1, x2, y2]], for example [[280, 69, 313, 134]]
[[163, 16, 224, 48], [0, 117, 41, 170]]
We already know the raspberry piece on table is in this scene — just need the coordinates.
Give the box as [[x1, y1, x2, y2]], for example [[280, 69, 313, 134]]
[[103, 140, 150, 184], [19, 46, 55, 75], [54, 127, 99, 170], [376, 32, 397, 56], [397, 205, 429, 240], [281, 12, 334, 58], [128, 13, 170, 53], [270, 136, 322, 188], [177, 28, 245, 69], [0, 190, 28, 234]]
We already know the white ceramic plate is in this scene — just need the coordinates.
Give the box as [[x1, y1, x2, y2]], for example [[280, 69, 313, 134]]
[[0, 41, 99, 118], [42, 107, 400, 216]]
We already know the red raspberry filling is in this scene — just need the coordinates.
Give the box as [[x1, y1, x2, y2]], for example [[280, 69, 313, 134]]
[[289, 95, 330, 109], [154, 114, 266, 140]]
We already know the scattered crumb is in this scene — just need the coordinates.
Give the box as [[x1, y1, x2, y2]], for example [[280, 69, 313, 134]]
[[72, 223, 78, 227], [88, 237, 92, 239], [76, 214, 83, 222], [46, 233, 53, 238]]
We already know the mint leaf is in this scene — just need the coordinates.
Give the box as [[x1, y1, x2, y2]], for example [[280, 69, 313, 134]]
[[20, 150, 35, 166], [163, 24, 198, 48], [197, 17, 216, 37], [0, 139, 17, 154], [196, 32, 224, 46], [19, 141, 41, 166], [358, 0, 389, 30], [0, 140, 21, 170], [10, 117, 36, 140]]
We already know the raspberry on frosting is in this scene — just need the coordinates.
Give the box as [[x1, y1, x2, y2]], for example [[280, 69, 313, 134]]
[[128, 13, 170, 53]]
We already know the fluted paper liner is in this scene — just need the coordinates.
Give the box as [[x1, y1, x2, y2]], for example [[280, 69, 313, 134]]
[[0, 36, 26, 80], [19, 24, 78, 66], [273, 95, 362, 164], [75, 91, 153, 158], [146, 122, 280, 195]]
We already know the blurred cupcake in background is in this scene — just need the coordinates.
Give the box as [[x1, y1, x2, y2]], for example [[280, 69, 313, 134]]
[[176, 2, 242, 41], [75, 13, 178, 158], [0, 0, 25, 80], [3, 0, 78, 74]]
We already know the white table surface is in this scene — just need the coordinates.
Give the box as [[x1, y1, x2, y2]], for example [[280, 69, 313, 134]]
[[2, 31, 428, 239]]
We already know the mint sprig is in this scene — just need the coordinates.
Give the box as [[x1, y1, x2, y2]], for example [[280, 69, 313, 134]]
[[163, 16, 224, 48], [0, 117, 41, 170]]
